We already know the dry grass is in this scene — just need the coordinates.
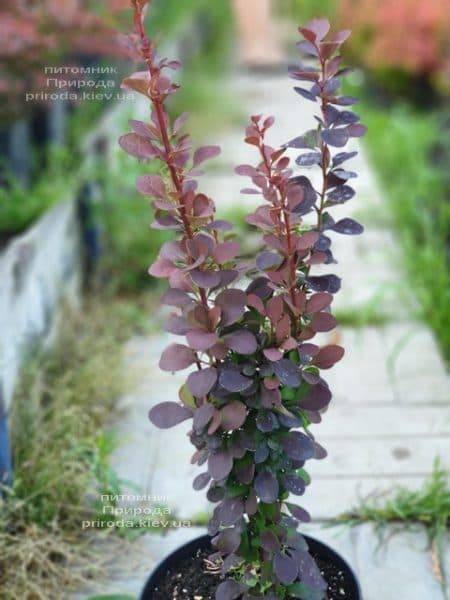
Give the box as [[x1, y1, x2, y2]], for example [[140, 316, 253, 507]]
[[0, 298, 140, 599]]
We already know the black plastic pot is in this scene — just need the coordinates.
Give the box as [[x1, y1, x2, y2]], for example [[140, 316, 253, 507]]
[[140, 533, 362, 600]]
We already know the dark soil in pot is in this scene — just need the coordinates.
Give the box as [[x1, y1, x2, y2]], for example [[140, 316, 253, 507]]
[[142, 535, 361, 600]]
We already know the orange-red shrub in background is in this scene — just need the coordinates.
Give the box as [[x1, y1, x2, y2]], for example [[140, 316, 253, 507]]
[[339, 0, 450, 93], [0, 0, 133, 114]]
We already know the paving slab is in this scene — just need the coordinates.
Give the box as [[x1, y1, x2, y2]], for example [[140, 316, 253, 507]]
[[353, 523, 446, 600]]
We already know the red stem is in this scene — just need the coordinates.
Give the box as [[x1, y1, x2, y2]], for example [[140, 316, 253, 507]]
[[257, 134, 297, 308], [132, 1, 208, 310], [317, 54, 329, 230]]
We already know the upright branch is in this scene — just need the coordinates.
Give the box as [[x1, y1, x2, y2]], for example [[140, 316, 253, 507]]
[[120, 8, 366, 600]]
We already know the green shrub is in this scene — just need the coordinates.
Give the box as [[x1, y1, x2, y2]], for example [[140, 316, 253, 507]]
[[0, 149, 74, 236], [278, 0, 336, 23], [350, 79, 450, 360]]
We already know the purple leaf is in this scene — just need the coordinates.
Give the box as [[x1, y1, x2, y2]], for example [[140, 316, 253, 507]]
[[163, 314, 190, 335], [217, 497, 245, 525], [315, 441, 328, 460], [245, 489, 258, 515], [207, 486, 225, 503], [173, 111, 189, 134], [273, 359, 301, 388], [296, 231, 319, 250], [332, 218, 364, 235], [128, 119, 153, 137], [148, 402, 192, 429], [193, 403, 215, 431], [331, 95, 358, 106], [282, 432, 315, 461], [274, 551, 299, 584], [314, 345, 345, 369], [285, 130, 318, 149], [119, 133, 157, 159], [297, 550, 328, 591], [186, 330, 218, 351], [241, 188, 261, 195], [336, 110, 360, 125], [296, 152, 321, 167], [218, 269, 239, 287], [152, 214, 179, 230], [190, 269, 222, 288], [136, 174, 165, 197], [255, 470, 279, 503], [296, 40, 319, 57], [246, 277, 272, 300], [219, 367, 253, 393], [187, 367, 217, 397], [208, 450, 233, 481], [305, 292, 333, 314], [160, 241, 184, 261], [235, 164, 258, 177], [255, 443, 269, 464], [286, 503, 311, 523], [159, 344, 197, 371], [148, 257, 175, 278], [307, 274, 341, 294], [347, 123, 367, 137], [256, 410, 279, 433], [332, 169, 357, 184], [214, 242, 240, 264], [306, 18, 330, 40], [193, 472, 211, 491], [216, 580, 245, 600], [235, 460, 255, 485], [160, 288, 193, 307], [321, 128, 349, 148], [213, 529, 241, 554], [261, 531, 281, 553], [301, 383, 332, 411], [327, 185, 355, 203], [332, 150, 358, 167], [207, 219, 233, 232], [221, 401, 247, 431], [283, 474, 306, 496], [310, 311, 337, 332], [216, 289, 247, 326], [294, 87, 317, 102], [256, 251, 283, 271], [223, 330, 258, 355], [263, 348, 284, 362], [193, 145, 221, 167]]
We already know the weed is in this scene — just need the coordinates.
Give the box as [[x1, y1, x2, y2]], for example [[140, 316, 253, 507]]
[[335, 462, 450, 582]]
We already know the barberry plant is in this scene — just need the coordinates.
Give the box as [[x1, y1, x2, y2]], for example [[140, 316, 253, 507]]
[[119, 3, 365, 599]]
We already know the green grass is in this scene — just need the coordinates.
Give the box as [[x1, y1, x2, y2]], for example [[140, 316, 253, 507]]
[[337, 462, 450, 539], [334, 304, 391, 329], [0, 149, 75, 236], [336, 462, 450, 582], [348, 79, 450, 361]]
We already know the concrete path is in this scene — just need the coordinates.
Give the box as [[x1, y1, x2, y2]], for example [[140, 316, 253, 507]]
[[76, 73, 450, 599]]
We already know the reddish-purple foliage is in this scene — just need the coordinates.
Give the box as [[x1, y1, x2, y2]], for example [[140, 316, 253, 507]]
[[120, 6, 365, 599]]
